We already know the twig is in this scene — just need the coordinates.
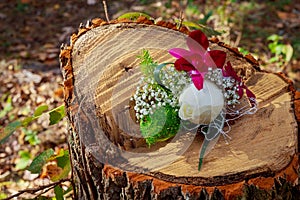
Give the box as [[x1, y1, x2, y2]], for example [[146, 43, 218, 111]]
[[178, 11, 184, 29], [102, 0, 110, 22], [177, 1, 185, 29], [4, 178, 71, 200], [34, 183, 57, 198], [234, 31, 242, 47]]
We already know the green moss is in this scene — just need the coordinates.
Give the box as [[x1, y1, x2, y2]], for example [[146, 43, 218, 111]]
[[140, 104, 180, 146]]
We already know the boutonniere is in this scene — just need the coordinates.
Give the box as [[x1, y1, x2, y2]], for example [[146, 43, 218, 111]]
[[131, 30, 257, 170]]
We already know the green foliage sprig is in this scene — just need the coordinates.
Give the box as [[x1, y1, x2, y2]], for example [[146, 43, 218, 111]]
[[1, 103, 70, 199], [0, 104, 66, 144], [27, 148, 70, 182], [267, 34, 293, 67], [133, 50, 182, 146], [140, 104, 180, 146], [137, 49, 158, 78], [23, 128, 40, 146]]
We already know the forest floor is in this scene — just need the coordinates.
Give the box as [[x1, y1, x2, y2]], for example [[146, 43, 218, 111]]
[[0, 0, 299, 199]]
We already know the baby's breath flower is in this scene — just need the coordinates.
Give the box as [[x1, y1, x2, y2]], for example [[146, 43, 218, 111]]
[[222, 77, 240, 106], [132, 64, 193, 122], [205, 68, 241, 106]]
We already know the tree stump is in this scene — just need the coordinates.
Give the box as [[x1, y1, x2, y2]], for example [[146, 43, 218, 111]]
[[60, 18, 299, 199]]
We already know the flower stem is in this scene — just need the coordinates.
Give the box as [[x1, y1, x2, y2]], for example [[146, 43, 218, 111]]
[[153, 63, 174, 92], [198, 139, 210, 171]]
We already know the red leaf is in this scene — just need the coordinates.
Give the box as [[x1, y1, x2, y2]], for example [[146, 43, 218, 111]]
[[188, 30, 209, 50], [190, 71, 205, 90], [174, 58, 195, 71], [207, 50, 226, 68]]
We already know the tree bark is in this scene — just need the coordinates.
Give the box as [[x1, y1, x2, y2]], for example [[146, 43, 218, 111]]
[[60, 18, 299, 199]]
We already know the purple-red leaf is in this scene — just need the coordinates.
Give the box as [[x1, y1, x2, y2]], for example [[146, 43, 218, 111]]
[[169, 30, 229, 91], [188, 30, 209, 50], [207, 50, 226, 68], [223, 62, 241, 82], [190, 71, 205, 90], [245, 88, 256, 106], [174, 58, 195, 71], [169, 48, 191, 59]]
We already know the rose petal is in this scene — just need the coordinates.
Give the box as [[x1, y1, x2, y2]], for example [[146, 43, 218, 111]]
[[174, 58, 195, 71], [190, 71, 205, 90], [169, 48, 191, 59], [188, 30, 209, 50], [207, 50, 226, 68]]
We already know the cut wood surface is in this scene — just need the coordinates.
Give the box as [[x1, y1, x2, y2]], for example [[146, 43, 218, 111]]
[[60, 18, 299, 199]]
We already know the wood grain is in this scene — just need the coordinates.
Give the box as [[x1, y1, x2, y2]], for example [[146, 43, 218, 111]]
[[61, 21, 299, 198]]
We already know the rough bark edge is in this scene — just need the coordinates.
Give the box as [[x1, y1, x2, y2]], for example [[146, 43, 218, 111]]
[[68, 125, 298, 200], [60, 17, 300, 199], [71, 153, 298, 200], [278, 72, 300, 168], [100, 154, 298, 199], [209, 37, 260, 70]]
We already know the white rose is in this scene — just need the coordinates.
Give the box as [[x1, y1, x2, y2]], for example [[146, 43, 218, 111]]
[[178, 80, 224, 124]]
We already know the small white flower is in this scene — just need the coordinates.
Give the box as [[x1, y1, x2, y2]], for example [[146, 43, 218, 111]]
[[143, 110, 148, 115]]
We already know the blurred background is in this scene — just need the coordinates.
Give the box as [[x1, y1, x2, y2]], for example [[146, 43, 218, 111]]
[[0, 0, 299, 199]]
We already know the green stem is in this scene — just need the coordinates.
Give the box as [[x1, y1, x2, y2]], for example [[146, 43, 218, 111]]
[[198, 139, 210, 171], [153, 63, 174, 92]]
